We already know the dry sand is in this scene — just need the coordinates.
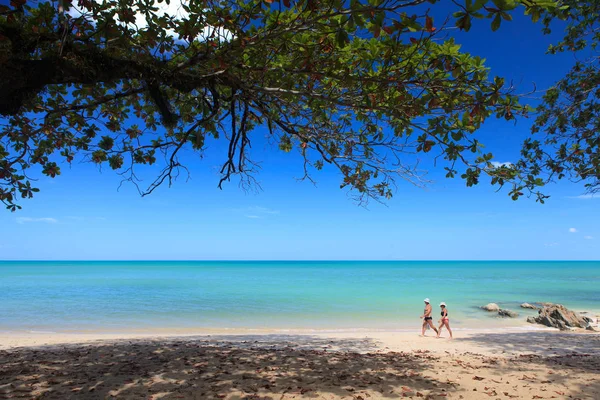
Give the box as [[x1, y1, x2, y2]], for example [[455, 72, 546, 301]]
[[1, 328, 599, 399]]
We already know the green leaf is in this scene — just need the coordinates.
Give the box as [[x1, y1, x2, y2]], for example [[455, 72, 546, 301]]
[[492, 0, 517, 11], [491, 14, 501, 31], [98, 136, 114, 151], [108, 155, 124, 170], [456, 15, 472, 31], [91, 150, 108, 163], [336, 29, 349, 47]]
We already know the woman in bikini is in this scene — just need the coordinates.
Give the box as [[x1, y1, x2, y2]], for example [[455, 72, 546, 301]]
[[436, 302, 453, 339], [420, 298, 439, 336]]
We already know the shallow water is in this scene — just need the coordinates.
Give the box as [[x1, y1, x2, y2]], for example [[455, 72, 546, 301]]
[[0, 261, 598, 333]]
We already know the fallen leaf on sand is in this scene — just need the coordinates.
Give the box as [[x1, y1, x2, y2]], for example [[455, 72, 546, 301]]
[[473, 376, 485, 381]]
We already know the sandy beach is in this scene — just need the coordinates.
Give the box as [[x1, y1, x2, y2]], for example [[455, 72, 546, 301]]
[[1, 328, 599, 399]]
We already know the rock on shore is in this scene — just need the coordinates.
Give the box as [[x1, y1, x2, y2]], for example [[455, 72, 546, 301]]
[[498, 309, 519, 318], [527, 303, 594, 331], [481, 303, 500, 312], [520, 303, 538, 309]]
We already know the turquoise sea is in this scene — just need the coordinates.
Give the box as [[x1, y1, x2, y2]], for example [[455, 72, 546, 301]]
[[1, 261, 599, 333]]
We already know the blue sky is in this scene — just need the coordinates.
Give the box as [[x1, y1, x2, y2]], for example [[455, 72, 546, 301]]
[[0, 4, 598, 260]]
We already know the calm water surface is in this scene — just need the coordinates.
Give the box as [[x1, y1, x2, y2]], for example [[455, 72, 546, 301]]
[[1, 261, 598, 333]]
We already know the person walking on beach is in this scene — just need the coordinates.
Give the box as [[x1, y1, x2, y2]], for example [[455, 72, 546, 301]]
[[420, 298, 438, 336], [436, 302, 453, 339]]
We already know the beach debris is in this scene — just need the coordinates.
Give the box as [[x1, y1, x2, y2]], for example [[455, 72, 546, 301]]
[[526, 303, 594, 330], [480, 303, 500, 312], [498, 309, 519, 318], [520, 303, 538, 309]]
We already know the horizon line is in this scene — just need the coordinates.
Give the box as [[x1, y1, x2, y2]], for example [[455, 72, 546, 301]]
[[1, 259, 599, 262]]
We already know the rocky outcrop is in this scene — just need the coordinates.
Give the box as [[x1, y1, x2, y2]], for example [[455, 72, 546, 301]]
[[481, 303, 499, 312], [520, 303, 538, 309], [498, 309, 518, 318], [527, 303, 593, 330]]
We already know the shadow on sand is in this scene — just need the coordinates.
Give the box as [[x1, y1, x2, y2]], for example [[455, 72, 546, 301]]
[[1, 333, 599, 399], [0, 335, 446, 400], [459, 330, 600, 356], [460, 330, 600, 398]]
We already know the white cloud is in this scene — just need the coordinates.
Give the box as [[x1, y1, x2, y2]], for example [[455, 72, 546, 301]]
[[16, 217, 58, 224], [544, 242, 559, 247], [569, 228, 578, 233], [68, 0, 232, 42], [584, 236, 593, 240], [249, 206, 280, 215], [238, 206, 279, 219], [490, 161, 513, 168], [568, 194, 598, 200]]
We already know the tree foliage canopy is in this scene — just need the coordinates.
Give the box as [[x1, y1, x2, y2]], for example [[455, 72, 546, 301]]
[[517, 0, 600, 197], [0, 0, 582, 211]]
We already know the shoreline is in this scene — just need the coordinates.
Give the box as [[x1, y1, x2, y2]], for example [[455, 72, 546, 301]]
[[2, 325, 598, 355], [4, 305, 597, 336], [0, 323, 556, 335]]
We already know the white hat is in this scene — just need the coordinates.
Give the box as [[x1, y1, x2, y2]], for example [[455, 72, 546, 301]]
[[424, 298, 430, 303], [440, 302, 446, 307]]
